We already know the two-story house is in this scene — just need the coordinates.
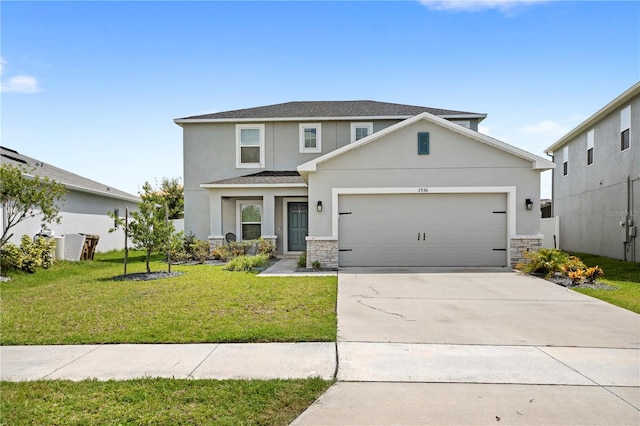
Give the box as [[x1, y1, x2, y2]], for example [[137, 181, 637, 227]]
[[175, 101, 554, 268], [545, 82, 640, 262]]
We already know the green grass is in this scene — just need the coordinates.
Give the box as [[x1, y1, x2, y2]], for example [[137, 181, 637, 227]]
[[0, 251, 337, 345], [570, 252, 640, 314], [0, 377, 332, 425]]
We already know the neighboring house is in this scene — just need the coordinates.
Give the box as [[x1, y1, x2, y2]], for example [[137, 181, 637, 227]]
[[545, 82, 640, 262], [1, 146, 140, 252], [175, 100, 554, 268]]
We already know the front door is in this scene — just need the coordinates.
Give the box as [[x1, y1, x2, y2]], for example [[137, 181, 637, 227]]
[[287, 202, 308, 252]]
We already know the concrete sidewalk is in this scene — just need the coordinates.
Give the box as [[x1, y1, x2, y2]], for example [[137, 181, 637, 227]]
[[0, 342, 336, 381]]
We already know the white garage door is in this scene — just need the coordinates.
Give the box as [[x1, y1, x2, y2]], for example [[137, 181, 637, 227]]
[[338, 193, 508, 267]]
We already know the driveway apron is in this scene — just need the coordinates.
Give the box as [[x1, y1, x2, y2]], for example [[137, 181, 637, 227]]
[[293, 268, 640, 425]]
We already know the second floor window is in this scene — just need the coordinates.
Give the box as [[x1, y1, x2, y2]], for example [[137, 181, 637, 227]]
[[621, 105, 631, 151], [236, 124, 265, 168], [587, 129, 594, 166], [562, 146, 569, 176], [351, 122, 373, 143], [299, 123, 321, 153]]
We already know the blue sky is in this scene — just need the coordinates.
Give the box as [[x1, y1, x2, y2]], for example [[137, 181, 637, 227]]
[[2, 1, 639, 199]]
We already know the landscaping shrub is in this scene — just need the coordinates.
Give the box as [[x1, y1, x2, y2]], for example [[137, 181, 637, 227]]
[[517, 248, 605, 286], [224, 253, 269, 271], [584, 266, 604, 284], [516, 248, 576, 278], [297, 252, 307, 269], [1, 235, 56, 273], [213, 238, 275, 262], [167, 232, 211, 263], [311, 260, 321, 271]]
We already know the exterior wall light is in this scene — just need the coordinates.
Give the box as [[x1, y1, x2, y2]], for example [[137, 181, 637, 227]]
[[525, 198, 534, 210], [317, 201, 323, 212]]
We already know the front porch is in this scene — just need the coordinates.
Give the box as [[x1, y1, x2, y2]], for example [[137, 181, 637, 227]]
[[201, 171, 309, 256]]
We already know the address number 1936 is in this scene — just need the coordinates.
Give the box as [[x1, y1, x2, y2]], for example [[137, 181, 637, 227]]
[[417, 187, 429, 193]]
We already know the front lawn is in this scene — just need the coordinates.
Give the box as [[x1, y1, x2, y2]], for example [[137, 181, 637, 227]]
[[570, 252, 640, 314], [0, 251, 337, 345], [0, 378, 332, 425]]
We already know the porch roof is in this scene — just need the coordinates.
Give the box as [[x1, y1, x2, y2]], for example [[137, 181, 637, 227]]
[[201, 171, 307, 188]]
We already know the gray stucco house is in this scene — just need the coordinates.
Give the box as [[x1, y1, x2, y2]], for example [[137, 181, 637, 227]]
[[545, 82, 640, 262], [1, 146, 140, 252], [175, 101, 554, 268]]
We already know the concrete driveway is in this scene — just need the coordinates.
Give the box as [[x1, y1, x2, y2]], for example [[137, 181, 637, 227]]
[[293, 268, 640, 425]]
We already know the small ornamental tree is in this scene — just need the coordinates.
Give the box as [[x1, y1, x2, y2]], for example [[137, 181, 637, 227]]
[[0, 163, 66, 248], [111, 182, 175, 273]]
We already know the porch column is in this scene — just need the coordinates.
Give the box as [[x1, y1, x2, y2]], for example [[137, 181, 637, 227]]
[[261, 194, 277, 250], [262, 194, 275, 236], [208, 192, 224, 251]]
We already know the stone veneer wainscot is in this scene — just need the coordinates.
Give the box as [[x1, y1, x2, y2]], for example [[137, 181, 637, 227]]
[[306, 237, 338, 269], [510, 236, 543, 268]]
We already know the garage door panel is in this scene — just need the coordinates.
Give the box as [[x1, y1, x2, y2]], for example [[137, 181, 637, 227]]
[[339, 193, 507, 267]]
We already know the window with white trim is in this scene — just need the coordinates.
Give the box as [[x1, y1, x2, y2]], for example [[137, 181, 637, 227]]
[[586, 129, 594, 166], [299, 123, 321, 153], [350, 122, 373, 143], [563, 146, 569, 176], [236, 124, 265, 168], [621, 105, 630, 151], [237, 201, 262, 240]]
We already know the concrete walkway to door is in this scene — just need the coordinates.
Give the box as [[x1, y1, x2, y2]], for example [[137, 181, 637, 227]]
[[292, 268, 640, 425]]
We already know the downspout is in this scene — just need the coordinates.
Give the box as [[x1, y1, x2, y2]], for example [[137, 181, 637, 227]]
[[625, 175, 630, 261]]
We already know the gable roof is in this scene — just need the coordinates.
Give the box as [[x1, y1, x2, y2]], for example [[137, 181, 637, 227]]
[[545, 81, 640, 154], [175, 100, 486, 124], [1, 146, 140, 203], [297, 112, 555, 180]]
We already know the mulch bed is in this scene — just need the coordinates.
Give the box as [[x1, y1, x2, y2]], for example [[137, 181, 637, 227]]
[[546, 272, 617, 291], [111, 271, 185, 281]]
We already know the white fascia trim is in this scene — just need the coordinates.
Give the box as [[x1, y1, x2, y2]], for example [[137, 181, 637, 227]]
[[438, 113, 487, 120], [330, 186, 517, 265], [200, 183, 307, 189], [174, 113, 487, 124], [175, 115, 411, 124]]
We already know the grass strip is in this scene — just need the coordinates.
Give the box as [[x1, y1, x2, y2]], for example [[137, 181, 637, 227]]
[[0, 377, 332, 425], [570, 252, 640, 314]]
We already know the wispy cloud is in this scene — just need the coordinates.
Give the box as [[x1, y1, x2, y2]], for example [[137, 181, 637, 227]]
[[0, 57, 41, 93], [419, 0, 549, 13], [519, 114, 584, 140]]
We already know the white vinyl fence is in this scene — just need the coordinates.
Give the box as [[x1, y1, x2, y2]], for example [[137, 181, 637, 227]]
[[541, 217, 560, 249]]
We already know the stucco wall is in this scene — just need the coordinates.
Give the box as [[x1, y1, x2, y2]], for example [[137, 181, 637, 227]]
[[307, 120, 542, 238], [5, 189, 139, 252], [552, 94, 640, 261], [181, 119, 400, 239]]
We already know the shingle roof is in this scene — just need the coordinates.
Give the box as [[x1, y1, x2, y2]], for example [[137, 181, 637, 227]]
[[1, 146, 140, 202], [178, 101, 485, 121], [204, 171, 305, 186]]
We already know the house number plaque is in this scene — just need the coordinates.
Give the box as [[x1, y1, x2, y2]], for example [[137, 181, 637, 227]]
[[417, 187, 429, 193]]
